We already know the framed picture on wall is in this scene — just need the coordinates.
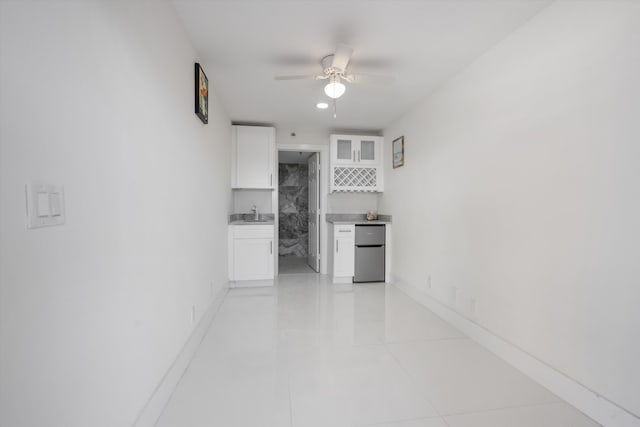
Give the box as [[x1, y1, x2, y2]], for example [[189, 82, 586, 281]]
[[392, 136, 404, 168], [194, 63, 208, 124]]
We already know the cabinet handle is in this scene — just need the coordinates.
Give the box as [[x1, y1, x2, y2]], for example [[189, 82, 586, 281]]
[[358, 150, 361, 162], [270, 241, 273, 254], [353, 150, 355, 161], [270, 174, 273, 186], [337, 240, 339, 252]]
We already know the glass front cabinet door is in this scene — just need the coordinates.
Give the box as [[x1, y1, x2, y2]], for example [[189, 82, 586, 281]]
[[332, 136, 356, 165], [329, 134, 385, 192], [357, 138, 378, 165], [330, 135, 383, 166]]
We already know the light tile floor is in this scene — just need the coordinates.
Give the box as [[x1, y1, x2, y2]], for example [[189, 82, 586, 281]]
[[279, 256, 318, 275], [156, 275, 600, 427]]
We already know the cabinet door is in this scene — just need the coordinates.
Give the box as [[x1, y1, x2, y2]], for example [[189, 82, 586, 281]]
[[331, 135, 356, 165], [234, 126, 274, 189], [233, 238, 274, 280], [334, 236, 355, 278], [356, 137, 382, 166]]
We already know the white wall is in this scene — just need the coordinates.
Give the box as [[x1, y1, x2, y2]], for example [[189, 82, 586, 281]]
[[276, 128, 380, 213], [0, 1, 231, 426], [379, 0, 640, 421], [327, 192, 378, 214], [233, 189, 272, 213]]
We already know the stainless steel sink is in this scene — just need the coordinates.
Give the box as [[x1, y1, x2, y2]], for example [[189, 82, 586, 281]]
[[229, 213, 273, 224]]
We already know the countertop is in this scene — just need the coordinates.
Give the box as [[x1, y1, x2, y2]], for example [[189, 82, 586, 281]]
[[228, 213, 391, 225], [229, 220, 274, 225], [329, 220, 391, 225], [326, 213, 392, 224]]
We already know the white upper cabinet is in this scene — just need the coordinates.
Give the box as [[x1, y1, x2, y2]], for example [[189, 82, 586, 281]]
[[232, 125, 275, 189], [329, 134, 384, 192], [330, 135, 383, 166]]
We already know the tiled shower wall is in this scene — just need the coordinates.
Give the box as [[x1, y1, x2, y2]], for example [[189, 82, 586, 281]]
[[279, 163, 308, 257]]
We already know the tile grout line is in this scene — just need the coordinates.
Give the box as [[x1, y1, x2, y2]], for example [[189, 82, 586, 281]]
[[151, 288, 231, 427], [353, 414, 448, 427], [377, 339, 591, 426], [288, 376, 294, 427], [384, 336, 470, 345], [440, 400, 598, 422], [380, 339, 448, 424], [389, 282, 608, 426]]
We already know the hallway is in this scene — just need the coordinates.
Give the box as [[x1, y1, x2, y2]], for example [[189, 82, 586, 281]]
[[279, 257, 318, 275], [156, 276, 598, 427]]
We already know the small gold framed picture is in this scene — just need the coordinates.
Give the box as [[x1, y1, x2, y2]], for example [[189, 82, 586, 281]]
[[392, 136, 404, 168]]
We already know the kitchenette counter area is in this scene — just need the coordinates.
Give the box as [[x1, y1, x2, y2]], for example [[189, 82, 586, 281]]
[[228, 214, 275, 287], [228, 213, 275, 225], [326, 213, 392, 284], [326, 213, 392, 225]]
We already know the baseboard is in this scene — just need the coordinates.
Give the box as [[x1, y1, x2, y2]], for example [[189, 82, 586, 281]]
[[230, 278, 274, 288], [132, 284, 229, 427], [391, 275, 640, 427]]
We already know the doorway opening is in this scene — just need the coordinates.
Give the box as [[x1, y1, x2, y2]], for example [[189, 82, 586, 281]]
[[277, 150, 320, 275]]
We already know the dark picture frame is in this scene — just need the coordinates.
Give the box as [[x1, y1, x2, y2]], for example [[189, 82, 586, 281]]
[[194, 63, 208, 124], [392, 136, 404, 168]]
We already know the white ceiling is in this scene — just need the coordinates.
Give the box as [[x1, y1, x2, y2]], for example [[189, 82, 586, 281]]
[[172, 0, 552, 132], [279, 150, 314, 164]]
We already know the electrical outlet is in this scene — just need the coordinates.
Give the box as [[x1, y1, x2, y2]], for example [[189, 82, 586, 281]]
[[191, 305, 196, 323]]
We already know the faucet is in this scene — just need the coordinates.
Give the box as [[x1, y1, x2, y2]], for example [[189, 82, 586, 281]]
[[251, 205, 258, 221]]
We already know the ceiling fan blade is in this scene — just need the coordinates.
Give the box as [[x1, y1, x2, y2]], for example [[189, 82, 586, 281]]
[[345, 73, 395, 85], [274, 75, 321, 81], [331, 44, 353, 71]]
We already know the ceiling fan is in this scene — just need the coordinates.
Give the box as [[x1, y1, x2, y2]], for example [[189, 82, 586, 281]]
[[274, 44, 392, 117]]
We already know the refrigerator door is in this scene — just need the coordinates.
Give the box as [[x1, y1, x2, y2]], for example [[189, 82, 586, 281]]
[[355, 225, 385, 246], [354, 245, 385, 283]]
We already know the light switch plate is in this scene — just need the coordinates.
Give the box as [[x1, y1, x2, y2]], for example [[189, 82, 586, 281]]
[[26, 183, 65, 229]]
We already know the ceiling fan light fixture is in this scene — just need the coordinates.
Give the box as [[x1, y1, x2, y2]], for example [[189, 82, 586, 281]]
[[316, 102, 329, 109], [324, 78, 346, 99]]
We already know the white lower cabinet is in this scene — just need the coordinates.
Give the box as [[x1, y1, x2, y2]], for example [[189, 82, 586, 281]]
[[228, 225, 274, 286], [330, 224, 355, 283]]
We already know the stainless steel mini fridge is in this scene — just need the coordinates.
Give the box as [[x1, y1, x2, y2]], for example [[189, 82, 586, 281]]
[[354, 224, 385, 283]]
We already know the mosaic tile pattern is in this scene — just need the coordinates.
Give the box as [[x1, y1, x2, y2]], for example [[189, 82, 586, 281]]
[[279, 163, 308, 257]]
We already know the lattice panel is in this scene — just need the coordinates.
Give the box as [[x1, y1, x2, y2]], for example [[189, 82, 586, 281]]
[[333, 167, 377, 191]]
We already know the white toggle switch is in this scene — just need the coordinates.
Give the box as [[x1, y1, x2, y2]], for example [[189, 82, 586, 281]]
[[37, 192, 50, 217], [26, 184, 65, 228], [49, 192, 62, 216]]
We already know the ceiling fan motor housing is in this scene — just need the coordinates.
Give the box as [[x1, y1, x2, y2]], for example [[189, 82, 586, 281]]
[[321, 54, 343, 75]]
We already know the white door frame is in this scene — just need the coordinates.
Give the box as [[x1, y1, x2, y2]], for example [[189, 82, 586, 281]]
[[307, 152, 320, 272], [274, 143, 329, 276]]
